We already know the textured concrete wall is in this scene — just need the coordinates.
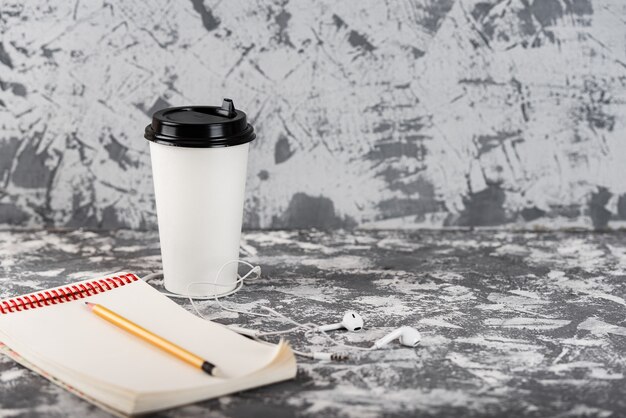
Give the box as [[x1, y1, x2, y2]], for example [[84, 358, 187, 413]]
[[0, 0, 625, 230]]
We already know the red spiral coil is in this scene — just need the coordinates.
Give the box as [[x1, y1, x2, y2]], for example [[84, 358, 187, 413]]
[[0, 274, 139, 314]]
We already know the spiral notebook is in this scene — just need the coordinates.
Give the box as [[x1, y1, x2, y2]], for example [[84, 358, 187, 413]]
[[0, 273, 297, 416]]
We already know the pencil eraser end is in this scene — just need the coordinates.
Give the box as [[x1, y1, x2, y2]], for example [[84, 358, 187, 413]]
[[202, 361, 223, 378]]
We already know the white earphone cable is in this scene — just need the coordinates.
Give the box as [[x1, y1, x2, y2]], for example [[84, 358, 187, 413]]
[[186, 260, 275, 319], [143, 260, 377, 356]]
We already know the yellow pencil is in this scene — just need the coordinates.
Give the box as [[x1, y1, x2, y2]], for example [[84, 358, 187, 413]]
[[85, 302, 217, 376]]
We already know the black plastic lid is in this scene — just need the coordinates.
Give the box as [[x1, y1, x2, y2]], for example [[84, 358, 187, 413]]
[[144, 98, 256, 148]]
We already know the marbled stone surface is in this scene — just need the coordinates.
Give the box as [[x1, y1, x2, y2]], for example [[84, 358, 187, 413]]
[[1, 0, 626, 230], [0, 229, 625, 417]]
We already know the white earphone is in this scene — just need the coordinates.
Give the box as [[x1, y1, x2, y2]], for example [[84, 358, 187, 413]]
[[318, 311, 364, 332], [373, 326, 421, 348]]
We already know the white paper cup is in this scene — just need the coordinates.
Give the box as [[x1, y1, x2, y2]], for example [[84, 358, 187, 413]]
[[145, 99, 255, 296]]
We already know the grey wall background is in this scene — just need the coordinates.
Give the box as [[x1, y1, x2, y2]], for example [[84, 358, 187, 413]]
[[0, 0, 624, 230]]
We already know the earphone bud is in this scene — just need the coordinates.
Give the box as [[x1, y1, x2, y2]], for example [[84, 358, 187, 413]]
[[318, 311, 364, 332], [373, 326, 421, 348]]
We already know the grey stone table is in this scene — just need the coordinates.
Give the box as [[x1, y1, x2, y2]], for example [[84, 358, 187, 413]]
[[0, 229, 625, 417]]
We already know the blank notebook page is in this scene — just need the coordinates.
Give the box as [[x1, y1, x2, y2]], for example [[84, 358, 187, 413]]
[[0, 276, 279, 394]]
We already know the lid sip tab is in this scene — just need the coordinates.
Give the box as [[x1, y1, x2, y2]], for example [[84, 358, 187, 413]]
[[216, 98, 236, 117], [144, 98, 256, 148]]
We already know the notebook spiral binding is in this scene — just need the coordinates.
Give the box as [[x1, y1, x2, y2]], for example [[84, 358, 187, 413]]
[[0, 274, 139, 314]]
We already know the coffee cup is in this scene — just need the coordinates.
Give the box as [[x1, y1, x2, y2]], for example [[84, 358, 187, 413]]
[[144, 99, 256, 296]]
